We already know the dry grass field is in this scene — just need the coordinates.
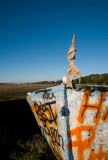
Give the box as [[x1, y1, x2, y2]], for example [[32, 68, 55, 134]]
[[0, 83, 57, 102]]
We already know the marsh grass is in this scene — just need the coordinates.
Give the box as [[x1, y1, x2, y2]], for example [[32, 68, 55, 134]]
[[10, 134, 56, 160], [0, 83, 57, 102]]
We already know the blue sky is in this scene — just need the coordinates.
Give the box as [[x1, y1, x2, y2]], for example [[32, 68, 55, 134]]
[[0, 0, 108, 83]]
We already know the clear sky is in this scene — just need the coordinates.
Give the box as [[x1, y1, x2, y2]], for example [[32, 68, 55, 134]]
[[0, 0, 108, 83]]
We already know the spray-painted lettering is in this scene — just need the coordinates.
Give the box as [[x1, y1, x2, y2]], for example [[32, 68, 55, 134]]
[[42, 92, 56, 99], [67, 125, 96, 160], [77, 90, 105, 124], [29, 97, 63, 160]]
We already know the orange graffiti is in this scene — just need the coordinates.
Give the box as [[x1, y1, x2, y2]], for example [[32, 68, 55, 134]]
[[88, 145, 108, 160], [28, 97, 63, 160], [66, 125, 96, 160], [77, 90, 105, 124], [102, 105, 108, 122], [48, 106, 63, 160]]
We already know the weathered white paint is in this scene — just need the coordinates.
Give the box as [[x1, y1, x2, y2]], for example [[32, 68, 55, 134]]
[[27, 84, 108, 160]]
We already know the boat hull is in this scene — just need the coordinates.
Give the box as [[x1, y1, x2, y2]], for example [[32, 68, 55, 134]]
[[27, 84, 108, 160]]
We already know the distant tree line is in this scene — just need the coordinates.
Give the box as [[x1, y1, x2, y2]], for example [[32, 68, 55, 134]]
[[73, 73, 108, 85], [34, 73, 108, 85], [35, 80, 62, 84]]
